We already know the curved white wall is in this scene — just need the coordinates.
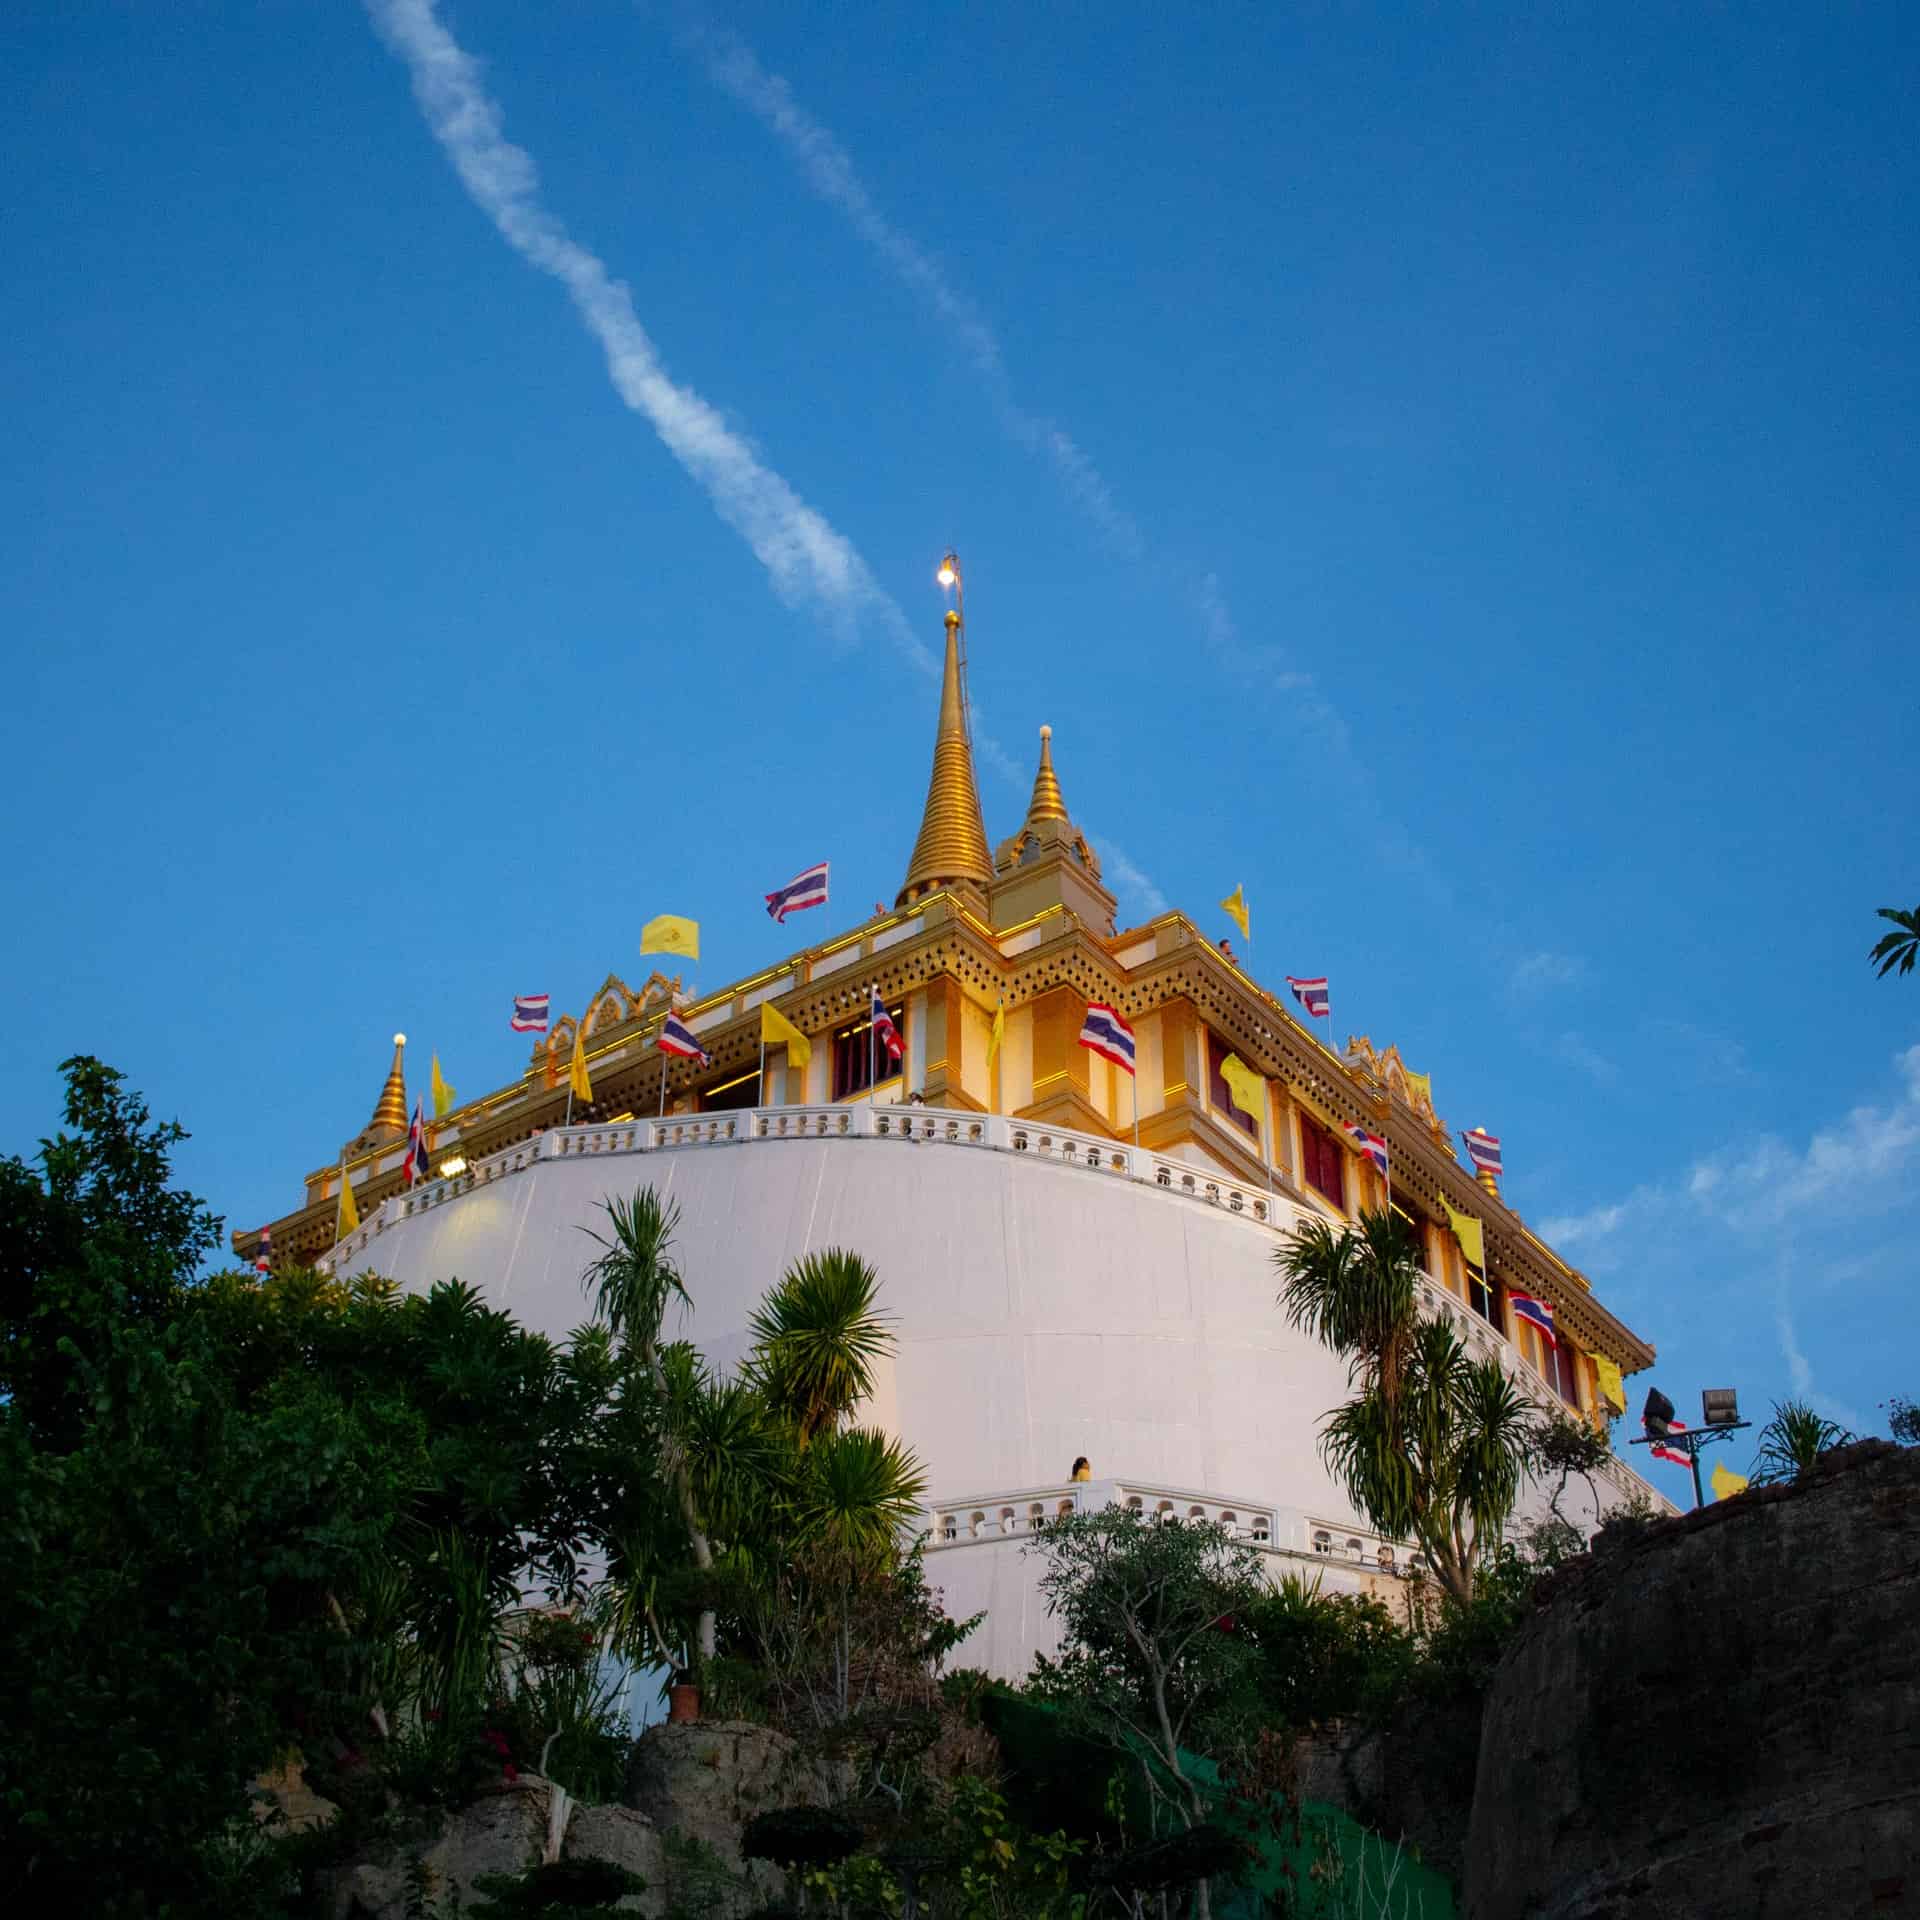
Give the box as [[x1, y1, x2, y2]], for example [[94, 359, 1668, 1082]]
[[336, 1132, 1369, 1515], [330, 1119, 1665, 1672]]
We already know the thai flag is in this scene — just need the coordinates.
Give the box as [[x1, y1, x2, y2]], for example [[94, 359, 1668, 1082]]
[[512, 993, 551, 1034], [1647, 1414, 1692, 1470], [657, 1010, 710, 1065], [1345, 1123, 1389, 1173], [871, 987, 903, 1061], [766, 860, 830, 923], [1509, 1292, 1557, 1349], [1079, 1002, 1137, 1074], [1463, 1128, 1503, 1177], [1286, 976, 1330, 1019], [404, 1099, 429, 1188], [254, 1223, 271, 1274]]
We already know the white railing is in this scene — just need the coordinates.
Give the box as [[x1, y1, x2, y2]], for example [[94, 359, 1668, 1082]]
[[919, 1480, 1428, 1581], [315, 1099, 1673, 1516], [322, 1103, 1315, 1271]]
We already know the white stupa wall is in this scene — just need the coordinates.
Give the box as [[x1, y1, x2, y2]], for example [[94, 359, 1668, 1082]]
[[328, 1113, 1668, 1678]]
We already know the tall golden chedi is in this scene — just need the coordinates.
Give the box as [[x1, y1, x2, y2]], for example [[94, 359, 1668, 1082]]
[[239, 565, 1662, 1628]]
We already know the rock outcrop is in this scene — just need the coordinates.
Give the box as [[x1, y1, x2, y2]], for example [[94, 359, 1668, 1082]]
[[1466, 1440, 1920, 1919], [1293, 1697, 1480, 1887], [331, 1719, 823, 1917]]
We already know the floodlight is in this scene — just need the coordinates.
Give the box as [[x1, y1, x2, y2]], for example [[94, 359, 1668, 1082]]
[[1642, 1387, 1676, 1436], [437, 1156, 468, 1180], [1702, 1388, 1741, 1427]]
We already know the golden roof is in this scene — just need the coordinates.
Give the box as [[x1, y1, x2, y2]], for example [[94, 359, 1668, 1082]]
[[369, 1033, 409, 1136], [1025, 724, 1068, 825], [898, 609, 993, 903]]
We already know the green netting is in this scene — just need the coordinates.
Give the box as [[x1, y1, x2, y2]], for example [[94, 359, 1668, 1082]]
[[981, 1691, 1455, 1920]]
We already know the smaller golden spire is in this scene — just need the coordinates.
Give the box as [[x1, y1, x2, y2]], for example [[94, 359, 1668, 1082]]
[[1025, 725, 1068, 826], [370, 1033, 409, 1137]]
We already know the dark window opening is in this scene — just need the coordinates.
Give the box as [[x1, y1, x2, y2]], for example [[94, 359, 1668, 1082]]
[[833, 1005, 906, 1100], [1391, 1201, 1427, 1269], [1206, 1031, 1259, 1138], [1469, 1272, 1499, 1327], [1548, 1335, 1581, 1405], [1300, 1116, 1344, 1209], [699, 1066, 761, 1112]]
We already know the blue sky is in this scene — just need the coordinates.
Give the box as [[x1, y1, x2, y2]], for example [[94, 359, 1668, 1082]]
[[3, 2, 1915, 1467]]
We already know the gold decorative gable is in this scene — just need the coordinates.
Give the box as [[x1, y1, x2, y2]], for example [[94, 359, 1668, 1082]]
[[1346, 1035, 1450, 1147]]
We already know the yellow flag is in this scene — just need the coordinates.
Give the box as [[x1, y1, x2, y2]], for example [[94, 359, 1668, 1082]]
[[1404, 1070, 1433, 1108], [1220, 884, 1250, 942], [1592, 1354, 1627, 1414], [569, 1029, 593, 1105], [1711, 1460, 1749, 1502], [337, 1164, 360, 1235], [988, 1000, 1005, 1065], [759, 1001, 812, 1069], [1442, 1198, 1485, 1272], [430, 1052, 454, 1120], [641, 914, 700, 961], [1218, 1052, 1264, 1121]]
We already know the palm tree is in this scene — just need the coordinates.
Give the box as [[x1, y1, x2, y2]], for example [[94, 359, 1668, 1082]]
[[1279, 1210, 1533, 1603], [749, 1249, 894, 1446], [1278, 1209, 1423, 1406], [1870, 904, 1920, 979], [789, 1426, 927, 1572], [1749, 1399, 1854, 1484], [582, 1188, 719, 1666]]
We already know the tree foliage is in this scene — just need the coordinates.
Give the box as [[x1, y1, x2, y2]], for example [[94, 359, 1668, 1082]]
[[1749, 1398, 1855, 1484], [1278, 1210, 1535, 1601], [1869, 902, 1920, 979]]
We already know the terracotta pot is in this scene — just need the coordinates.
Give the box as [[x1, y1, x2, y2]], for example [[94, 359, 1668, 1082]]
[[667, 1682, 701, 1724]]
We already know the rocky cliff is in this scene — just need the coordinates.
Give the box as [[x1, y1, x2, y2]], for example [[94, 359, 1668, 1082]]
[[1467, 1440, 1919, 1919]]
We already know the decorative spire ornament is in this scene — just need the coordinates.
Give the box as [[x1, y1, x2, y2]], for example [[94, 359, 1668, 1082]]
[[898, 555, 993, 906], [370, 1033, 409, 1138]]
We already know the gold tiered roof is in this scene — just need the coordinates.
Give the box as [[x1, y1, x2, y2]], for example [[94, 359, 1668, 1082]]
[[897, 610, 993, 906], [369, 1034, 409, 1137], [1024, 725, 1068, 825]]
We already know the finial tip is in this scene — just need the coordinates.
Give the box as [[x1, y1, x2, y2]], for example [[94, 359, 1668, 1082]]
[[1040, 723, 1052, 740], [393, 1032, 406, 1048]]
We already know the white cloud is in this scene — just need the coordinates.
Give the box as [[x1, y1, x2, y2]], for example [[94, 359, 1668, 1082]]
[[691, 25, 1142, 560], [1510, 949, 1586, 996], [1540, 1043, 1920, 1426], [1092, 838, 1170, 919], [364, 0, 933, 677], [1556, 1030, 1619, 1087]]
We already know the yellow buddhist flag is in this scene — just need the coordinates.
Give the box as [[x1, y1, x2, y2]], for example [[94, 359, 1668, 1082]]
[[430, 1052, 454, 1120], [1219, 1052, 1264, 1121], [1592, 1354, 1627, 1414], [641, 914, 700, 961], [988, 1000, 1005, 1064], [1220, 884, 1250, 943], [1404, 1070, 1433, 1108], [1710, 1460, 1749, 1502], [569, 1029, 593, 1105], [759, 1001, 812, 1069], [1442, 1198, 1485, 1272], [337, 1163, 360, 1236]]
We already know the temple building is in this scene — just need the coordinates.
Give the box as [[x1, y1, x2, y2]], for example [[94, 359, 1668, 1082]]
[[238, 581, 1667, 1673]]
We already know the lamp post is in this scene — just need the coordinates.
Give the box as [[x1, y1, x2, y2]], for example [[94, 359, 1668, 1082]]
[[1629, 1386, 1752, 1508]]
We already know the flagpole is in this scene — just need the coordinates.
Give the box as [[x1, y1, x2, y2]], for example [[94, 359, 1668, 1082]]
[[759, 1033, 767, 1110], [657, 1047, 668, 1118], [868, 988, 876, 1111]]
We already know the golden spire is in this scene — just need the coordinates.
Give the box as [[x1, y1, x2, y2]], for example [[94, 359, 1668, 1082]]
[[898, 605, 993, 904], [1024, 724, 1068, 825], [370, 1033, 409, 1136]]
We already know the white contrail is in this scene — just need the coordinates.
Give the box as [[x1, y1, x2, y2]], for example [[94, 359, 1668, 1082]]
[[364, 0, 932, 675], [368, 1, 1168, 909], [693, 24, 1143, 561]]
